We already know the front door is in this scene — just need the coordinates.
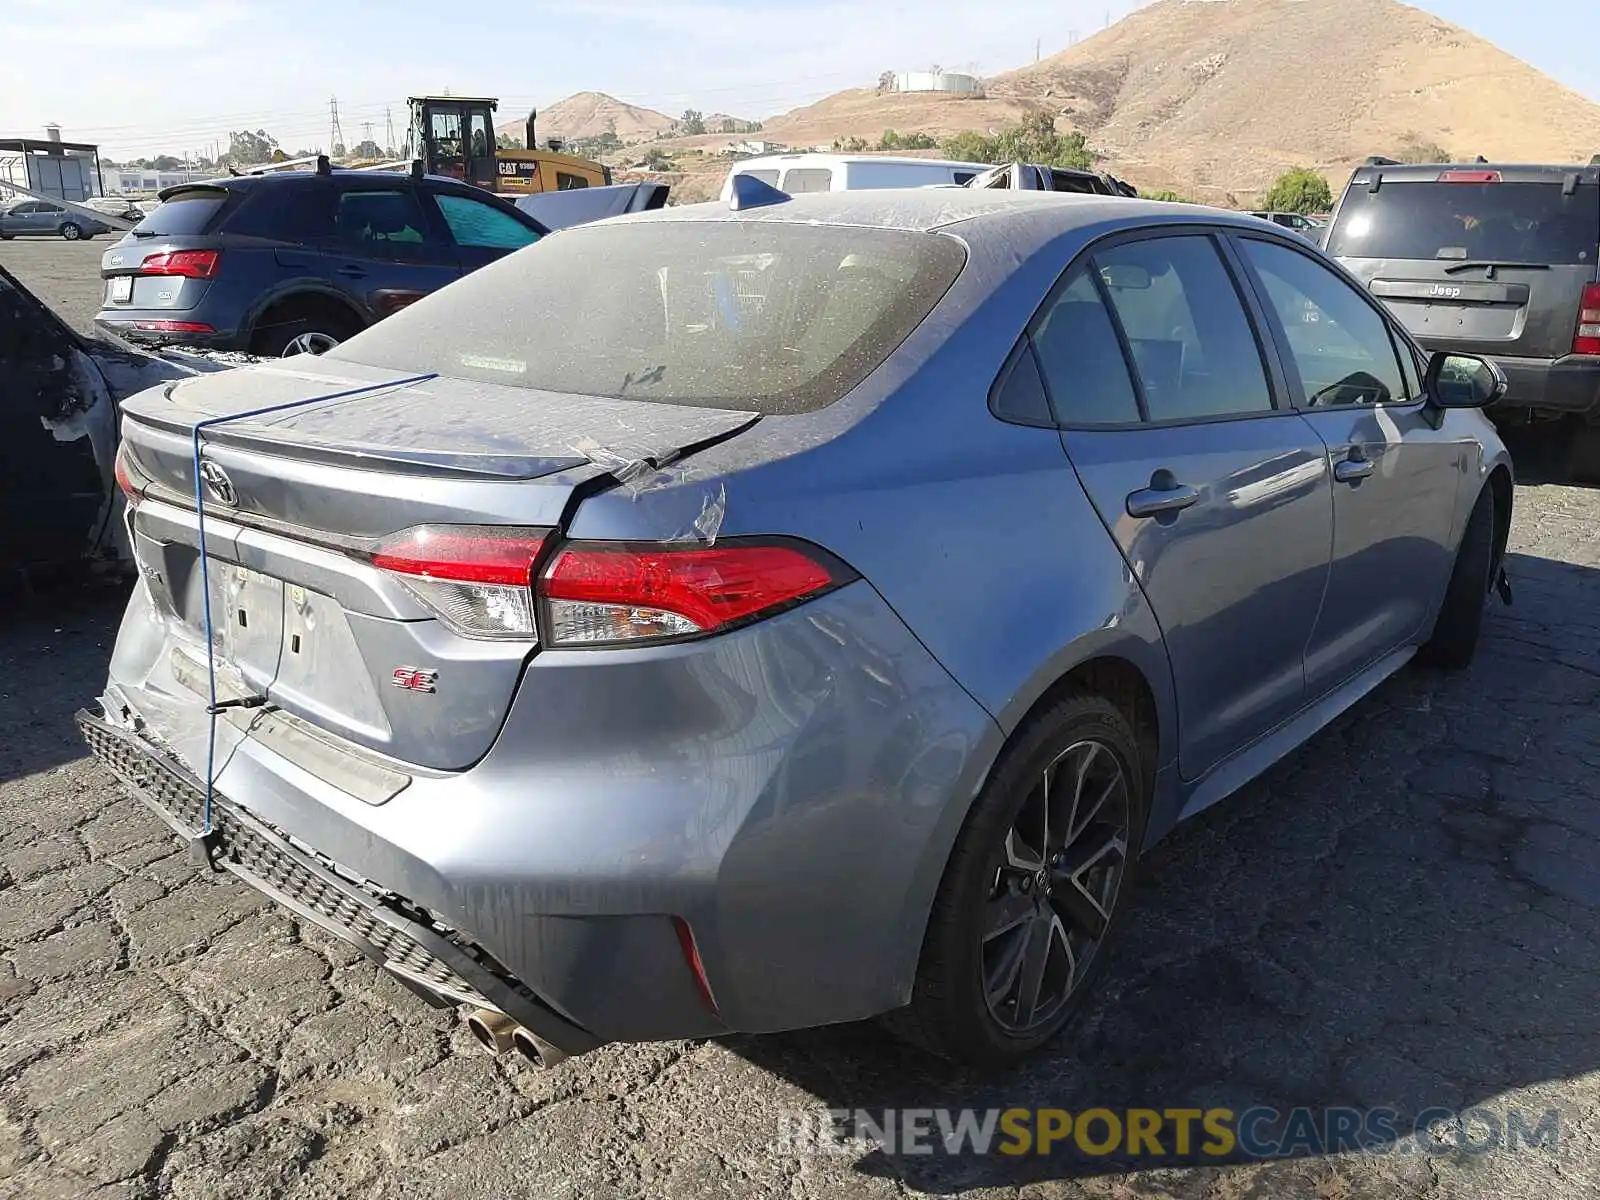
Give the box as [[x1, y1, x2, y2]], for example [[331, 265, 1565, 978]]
[[426, 189, 542, 275], [1033, 232, 1334, 780], [326, 184, 462, 321], [1233, 234, 1466, 695]]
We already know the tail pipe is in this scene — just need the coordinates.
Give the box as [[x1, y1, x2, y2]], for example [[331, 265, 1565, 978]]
[[465, 1008, 518, 1055], [465, 1007, 571, 1069]]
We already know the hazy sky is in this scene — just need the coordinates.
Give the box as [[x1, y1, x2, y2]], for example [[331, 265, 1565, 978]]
[[0, 0, 1592, 159]]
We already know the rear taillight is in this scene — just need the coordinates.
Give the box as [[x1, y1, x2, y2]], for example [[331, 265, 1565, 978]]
[[137, 249, 221, 279], [130, 320, 216, 334], [113, 444, 142, 508], [369, 527, 851, 645], [538, 540, 848, 647], [371, 525, 549, 639], [1575, 284, 1600, 356]]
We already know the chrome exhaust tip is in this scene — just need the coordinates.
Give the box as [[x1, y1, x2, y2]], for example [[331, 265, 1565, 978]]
[[465, 1008, 518, 1055], [511, 1025, 569, 1069]]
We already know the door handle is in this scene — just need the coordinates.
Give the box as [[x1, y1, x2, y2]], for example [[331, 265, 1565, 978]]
[[1126, 470, 1201, 519], [336, 265, 368, 279], [1334, 453, 1375, 484]]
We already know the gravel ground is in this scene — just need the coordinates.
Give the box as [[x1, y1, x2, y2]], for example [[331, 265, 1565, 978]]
[[5, 239, 1600, 1199]]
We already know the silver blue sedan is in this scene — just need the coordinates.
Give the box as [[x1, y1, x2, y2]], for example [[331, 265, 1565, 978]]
[[82, 187, 1512, 1070]]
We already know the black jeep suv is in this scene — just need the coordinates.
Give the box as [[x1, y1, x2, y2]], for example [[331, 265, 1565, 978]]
[[1325, 162, 1600, 479], [95, 168, 546, 356]]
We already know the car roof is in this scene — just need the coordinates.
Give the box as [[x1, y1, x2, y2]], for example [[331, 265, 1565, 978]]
[[608, 188, 1253, 236], [157, 169, 464, 201]]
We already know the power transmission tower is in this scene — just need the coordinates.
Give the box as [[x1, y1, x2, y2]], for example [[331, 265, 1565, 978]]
[[361, 120, 375, 154], [385, 107, 397, 157], [328, 97, 346, 157]]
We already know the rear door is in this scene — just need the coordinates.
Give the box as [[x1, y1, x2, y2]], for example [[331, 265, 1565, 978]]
[[1037, 231, 1334, 780], [325, 183, 461, 320], [1327, 171, 1600, 360], [1234, 234, 1465, 694]]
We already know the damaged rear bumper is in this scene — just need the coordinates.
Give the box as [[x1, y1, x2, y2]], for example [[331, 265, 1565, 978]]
[[76, 706, 603, 1059], [84, 577, 1002, 1044]]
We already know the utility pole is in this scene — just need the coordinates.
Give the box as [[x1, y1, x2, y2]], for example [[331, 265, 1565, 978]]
[[328, 96, 345, 158], [1035, 38, 1041, 62]]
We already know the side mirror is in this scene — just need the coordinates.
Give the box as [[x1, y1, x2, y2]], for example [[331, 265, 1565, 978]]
[[1426, 352, 1506, 409]]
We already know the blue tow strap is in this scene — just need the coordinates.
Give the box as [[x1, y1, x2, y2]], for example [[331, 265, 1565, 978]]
[[190, 371, 437, 835]]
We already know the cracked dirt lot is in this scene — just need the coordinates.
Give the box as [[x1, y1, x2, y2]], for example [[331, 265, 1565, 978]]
[[5, 240, 1600, 1198]]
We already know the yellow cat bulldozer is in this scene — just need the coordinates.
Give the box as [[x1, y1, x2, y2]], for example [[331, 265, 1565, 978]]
[[407, 95, 610, 195]]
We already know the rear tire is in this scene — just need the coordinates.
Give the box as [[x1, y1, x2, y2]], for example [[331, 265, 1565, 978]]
[[1568, 422, 1600, 486], [59, 222, 82, 241], [884, 692, 1146, 1071], [1418, 487, 1495, 671], [249, 305, 361, 357]]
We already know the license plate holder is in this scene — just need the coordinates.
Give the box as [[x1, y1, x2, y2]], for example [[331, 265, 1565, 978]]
[[110, 275, 133, 303]]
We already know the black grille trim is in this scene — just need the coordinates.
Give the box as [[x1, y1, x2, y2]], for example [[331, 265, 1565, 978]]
[[76, 708, 602, 1055]]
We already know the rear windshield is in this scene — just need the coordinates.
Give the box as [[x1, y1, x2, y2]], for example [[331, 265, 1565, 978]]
[[1327, 180, 1600, 264], [329, 221, 966, 414], [132, 189, 229, 236]]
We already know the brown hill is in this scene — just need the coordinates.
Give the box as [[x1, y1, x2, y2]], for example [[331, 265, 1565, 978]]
[[987, 0, 1600, 200], [496, 91, 674, 146], [759, 88, 1034, 151]]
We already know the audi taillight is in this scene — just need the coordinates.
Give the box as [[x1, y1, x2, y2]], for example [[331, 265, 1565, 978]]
[[1575, 283, 1600, 356], [371, 525, 549, 639], [137, 249, 221, 279], [538, 540, 850, 647]]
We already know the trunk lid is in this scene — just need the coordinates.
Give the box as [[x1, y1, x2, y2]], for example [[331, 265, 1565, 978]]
[[119, 359, 758, 770], [1328, 174, 1600, 360]]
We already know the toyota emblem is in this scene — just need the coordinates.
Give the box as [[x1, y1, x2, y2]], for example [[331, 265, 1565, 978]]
[[198, 460, 238, 506]]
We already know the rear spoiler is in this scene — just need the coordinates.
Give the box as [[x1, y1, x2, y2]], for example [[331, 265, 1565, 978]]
[[512, 182, 670, 231]]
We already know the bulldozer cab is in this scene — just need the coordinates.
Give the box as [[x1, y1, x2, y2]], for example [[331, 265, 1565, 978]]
[[409, 96, 499, 189], [407, 94, 611, 195]]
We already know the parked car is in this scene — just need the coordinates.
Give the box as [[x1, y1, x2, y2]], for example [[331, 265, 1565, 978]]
[[1325, 161, 1600, 480], [95, 167, 548, 356], [0, 198, 111, 240], [82, 189, 1513, 1071], [1250, 210, 1326, 239], [963, 161, 1140, 197], [720, 153, 990, 200], [0, 264, 201, 575], [84, 196, 147, 224]]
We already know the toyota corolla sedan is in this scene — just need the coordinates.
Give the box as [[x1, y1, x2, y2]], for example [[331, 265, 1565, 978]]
[[81, 186, 1513, 1071]]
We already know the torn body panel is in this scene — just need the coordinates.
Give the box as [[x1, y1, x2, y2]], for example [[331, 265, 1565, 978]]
[[0, 262, 204, 571]]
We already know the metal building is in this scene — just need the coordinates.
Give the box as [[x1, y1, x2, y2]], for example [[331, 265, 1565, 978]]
[[0, 127, 105, 202]]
